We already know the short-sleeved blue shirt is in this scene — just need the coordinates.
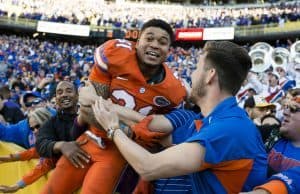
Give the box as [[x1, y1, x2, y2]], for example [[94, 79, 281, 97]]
[[165, 97, 267, 194]]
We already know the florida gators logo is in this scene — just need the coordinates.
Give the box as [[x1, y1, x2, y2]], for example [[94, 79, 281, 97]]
[[153, 96, 171, 107]]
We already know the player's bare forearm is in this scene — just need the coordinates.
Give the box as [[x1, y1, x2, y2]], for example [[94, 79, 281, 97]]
[[78, 81, 110, 126], [110, 103, 145, 123], [91, 81, 110, 99]]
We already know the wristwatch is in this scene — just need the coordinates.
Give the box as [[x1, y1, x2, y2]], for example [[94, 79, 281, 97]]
[[107, 128, 118, 140]]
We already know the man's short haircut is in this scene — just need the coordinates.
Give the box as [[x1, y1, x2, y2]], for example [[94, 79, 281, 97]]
[[56, 81, 78, 94], [140, 19, 174, 44], [203, 41, 252, 95]]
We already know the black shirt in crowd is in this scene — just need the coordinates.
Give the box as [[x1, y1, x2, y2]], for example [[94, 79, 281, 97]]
[[0, 102, 25, 124], [36, 111, 78, 158]]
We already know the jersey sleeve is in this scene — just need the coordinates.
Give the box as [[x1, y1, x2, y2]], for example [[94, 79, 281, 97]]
[[18, 147, 39, 161], [89, 39, 134, 84], [20, 158, 56, 186]]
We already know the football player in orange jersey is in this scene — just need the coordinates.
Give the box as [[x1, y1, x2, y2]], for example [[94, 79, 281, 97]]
[[40, 19, 187, 194]]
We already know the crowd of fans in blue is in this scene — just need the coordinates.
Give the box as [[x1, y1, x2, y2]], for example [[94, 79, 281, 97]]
[[0, 0, 299, 28], [0, 15, 299, 193]]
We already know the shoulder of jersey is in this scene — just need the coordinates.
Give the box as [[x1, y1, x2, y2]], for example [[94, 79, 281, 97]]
[[94, 39, 135, 71]]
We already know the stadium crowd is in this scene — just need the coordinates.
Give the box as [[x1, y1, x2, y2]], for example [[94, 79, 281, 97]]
[[0, 34, 299, 98], [0, 0, 299, 28], [0, 28, 299, 194]]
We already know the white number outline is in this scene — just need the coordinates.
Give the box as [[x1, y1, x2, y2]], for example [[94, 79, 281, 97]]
[[111, 89, 153, 115], [115, 39, 132, 51]]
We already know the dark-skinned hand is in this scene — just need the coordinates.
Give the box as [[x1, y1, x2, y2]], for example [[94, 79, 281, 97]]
[[60, 139, 90, 168]]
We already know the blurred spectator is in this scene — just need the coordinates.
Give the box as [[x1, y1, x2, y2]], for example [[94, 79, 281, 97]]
[[0, 107, 52, 149], [241, 92, 300, 194], [244, 95, 277, 126], [243, 95, 282, 151], [21, 91, 45, 114], [0, 85, 24, 124]]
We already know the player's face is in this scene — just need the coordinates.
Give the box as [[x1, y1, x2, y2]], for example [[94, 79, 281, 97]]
[[136, 27, 170, 67]]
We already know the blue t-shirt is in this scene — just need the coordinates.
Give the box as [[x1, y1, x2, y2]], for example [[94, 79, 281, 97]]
[[267, 139, 300, 194], [268, 166, 300, 194], [268, 139, 300, 172], [166, 97, 267, 194]]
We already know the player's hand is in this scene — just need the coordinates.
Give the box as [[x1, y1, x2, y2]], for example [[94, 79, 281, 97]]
[[60, 140, 90, 168], [0, 184, 20, 193], [92, 97, 120, 131], [78, 81, 98, 107], [132, 116, 168, 148], [101, 98, 117, 112]]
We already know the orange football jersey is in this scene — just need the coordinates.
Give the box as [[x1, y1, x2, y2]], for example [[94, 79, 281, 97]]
[[89, 39, 186, 136], [90, 39, 186, 114]]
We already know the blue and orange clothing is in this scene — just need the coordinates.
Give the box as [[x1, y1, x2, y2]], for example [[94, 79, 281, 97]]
[[257, 166, 300, 194], [256, 139, 300, 194], [166, 97, 267, 194], [268, 139, 300, 172], [41, 39, 186, 194]]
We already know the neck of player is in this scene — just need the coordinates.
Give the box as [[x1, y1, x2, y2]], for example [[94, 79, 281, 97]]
[[139, 61, 163, 82]]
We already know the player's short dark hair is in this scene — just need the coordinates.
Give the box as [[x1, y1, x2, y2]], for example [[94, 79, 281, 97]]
[[203, 41, 252, 95], [140, 19, 174, 43]]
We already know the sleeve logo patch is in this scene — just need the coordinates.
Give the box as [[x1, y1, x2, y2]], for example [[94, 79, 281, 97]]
[[153, 96, 171, 107]]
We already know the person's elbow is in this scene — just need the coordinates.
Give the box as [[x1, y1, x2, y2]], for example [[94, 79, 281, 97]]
[[140, 173, 156, 181], [139, 162, 178, 181], [137, 155, 172, 181], [133, 154, 158, 181], [139, 166, 157, 181]]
